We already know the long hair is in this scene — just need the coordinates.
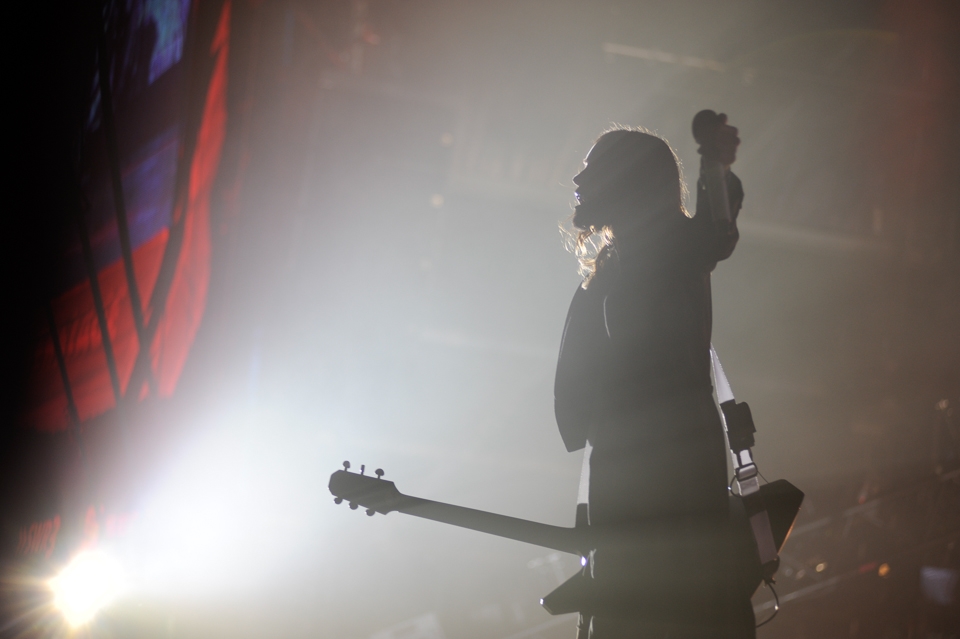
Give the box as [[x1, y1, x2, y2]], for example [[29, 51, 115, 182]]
[[564, 222, 616, 287], [563, 126, 689, 287]]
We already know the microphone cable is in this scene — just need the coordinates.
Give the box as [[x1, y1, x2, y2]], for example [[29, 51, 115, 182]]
[[755, 581, 779, 628]]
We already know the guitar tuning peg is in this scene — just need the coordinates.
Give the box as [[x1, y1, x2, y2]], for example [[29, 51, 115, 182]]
[[343, 461, 351, 471], [366, 509, 376, 517], [375, 468, 384, 479], [334, 497, 343, 505], [349, 502, 358, 510], [360, 465, 366, 476]]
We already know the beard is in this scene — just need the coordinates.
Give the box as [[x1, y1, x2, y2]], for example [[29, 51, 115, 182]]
[[573, 187, 641, 230]]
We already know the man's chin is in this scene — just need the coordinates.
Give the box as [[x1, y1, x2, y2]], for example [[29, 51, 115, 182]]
[[574, 201, 601, 217], [573, 201, 615, 229], [572, 203, 595, 228]]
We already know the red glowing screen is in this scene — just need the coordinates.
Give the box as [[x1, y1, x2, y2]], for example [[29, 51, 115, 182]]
[[25, 0, 231, 432]]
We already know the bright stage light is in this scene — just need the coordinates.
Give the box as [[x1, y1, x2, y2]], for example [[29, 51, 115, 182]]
[[49, 550, 125, 627]]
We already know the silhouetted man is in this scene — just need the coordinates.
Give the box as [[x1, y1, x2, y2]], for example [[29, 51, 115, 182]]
[[554, 117, 752, 638]]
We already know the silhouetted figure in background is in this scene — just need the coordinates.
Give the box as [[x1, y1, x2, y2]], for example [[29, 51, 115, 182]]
[[555, 119, 752, 638]]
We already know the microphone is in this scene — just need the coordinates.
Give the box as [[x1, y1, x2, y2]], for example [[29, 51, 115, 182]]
[[692, 109, 731, 225]]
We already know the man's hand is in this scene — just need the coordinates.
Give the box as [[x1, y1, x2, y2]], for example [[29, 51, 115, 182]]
[[693, 111, 740, 167]]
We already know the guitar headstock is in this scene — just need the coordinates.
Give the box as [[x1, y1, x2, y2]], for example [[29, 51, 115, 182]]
[[329, 461, 405, 516]]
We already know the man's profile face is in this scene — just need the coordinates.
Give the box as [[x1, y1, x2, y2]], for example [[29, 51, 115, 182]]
[[572, 131, 681, 229], [572, 133, 632, 219], [572, 150, 597, 215]]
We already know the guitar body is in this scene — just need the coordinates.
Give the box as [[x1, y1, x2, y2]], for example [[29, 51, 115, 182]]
[[540, 479, 804, 616]]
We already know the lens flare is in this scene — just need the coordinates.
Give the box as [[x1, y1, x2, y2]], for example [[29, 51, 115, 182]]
[[49, 550, 125, 627]]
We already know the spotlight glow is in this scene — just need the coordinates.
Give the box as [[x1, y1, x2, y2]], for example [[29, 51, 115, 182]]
[[49, 550, 125, 627]]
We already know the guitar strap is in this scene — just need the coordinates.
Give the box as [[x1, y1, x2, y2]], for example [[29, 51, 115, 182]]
[[577, 441, 591, 508], [574, 348, 781, 582], [711, 345, 780, 583]]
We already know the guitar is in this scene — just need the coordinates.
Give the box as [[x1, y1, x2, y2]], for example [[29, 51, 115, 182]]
[[328, 462, 584, 554], [328, 461, 804, 614]]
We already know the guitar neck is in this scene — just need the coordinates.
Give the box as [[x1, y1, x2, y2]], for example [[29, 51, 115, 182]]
[[393, 494, 583, 555]]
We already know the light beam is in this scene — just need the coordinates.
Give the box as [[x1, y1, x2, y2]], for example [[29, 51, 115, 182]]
[[49, 550, 125, 627]]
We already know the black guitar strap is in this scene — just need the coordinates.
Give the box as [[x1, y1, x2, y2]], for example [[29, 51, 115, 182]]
[[711, 345, 780, 583]]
